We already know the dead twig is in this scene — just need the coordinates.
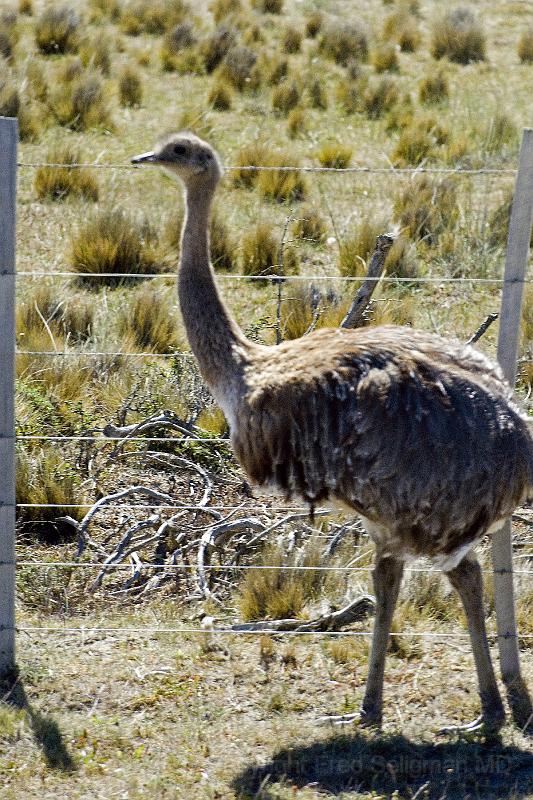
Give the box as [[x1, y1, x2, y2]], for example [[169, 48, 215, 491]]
[[466, 312, 499, 345], [230, 595, 375, 632], [341, 234, 395, 330]]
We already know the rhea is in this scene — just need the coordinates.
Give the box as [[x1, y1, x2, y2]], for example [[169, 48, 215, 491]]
[[132, 132, 533, 734]]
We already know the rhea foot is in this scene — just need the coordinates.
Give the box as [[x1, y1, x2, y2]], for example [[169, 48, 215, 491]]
[[316, 707, 381, 728], [438, 709, 505, 738]]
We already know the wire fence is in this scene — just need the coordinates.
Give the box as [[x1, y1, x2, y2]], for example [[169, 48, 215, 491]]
[[3, 122, 533, 672]]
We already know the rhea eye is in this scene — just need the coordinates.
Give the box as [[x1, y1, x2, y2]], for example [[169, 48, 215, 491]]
[[173, 144, 186, 156]]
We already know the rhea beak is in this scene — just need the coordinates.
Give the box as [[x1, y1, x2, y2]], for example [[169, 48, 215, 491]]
[[131, 151, 157, 164]]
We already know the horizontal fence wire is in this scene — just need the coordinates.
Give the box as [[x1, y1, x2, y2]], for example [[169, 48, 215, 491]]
[[17, 162, 518, 175], [14, 626, 533, 639], [15, 272, 533, 283], [11, 561, 533, 576]]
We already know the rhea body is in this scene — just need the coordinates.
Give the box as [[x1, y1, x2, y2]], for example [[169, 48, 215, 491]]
[[132, 133, 533, 733]]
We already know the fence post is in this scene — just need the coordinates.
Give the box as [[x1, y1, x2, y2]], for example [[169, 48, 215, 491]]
[[0, 117, 17, 678], [493, 127, 533, 724]]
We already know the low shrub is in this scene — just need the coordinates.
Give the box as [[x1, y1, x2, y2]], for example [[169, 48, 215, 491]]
[[118, 64, 143, 106], [418, 70, 449, 104], [282, 26, 302, 54], [372, 43, 399, 73], [319, 21, 368, 66], [430, 7, 486, 64], [34, 144, 99, 201], [393, 176, 458, 244], [315, 142, 352, 169], [70, 208, 165, 287], [517, 29, 533, 63], [35, 5, 81, 55]]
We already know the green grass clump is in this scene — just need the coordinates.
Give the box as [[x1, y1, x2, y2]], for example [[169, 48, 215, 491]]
[[305, 11, 323, 39], [200, 24, 237, 72], [418, 69, 449, 104], [237, 542, 324, 621], [307, 76, 327, 109], [219, 45, 257, 90], [257, 155, 307, 203], [363, 76, 398, 119], [319, 21, 368, 66], [335, 78, 361, 114], [372, 43, 399, 73], [430, 7, 486, 64], [19, 0, 33, 14], [0, 73, 42, 140], [272, 79, 301, 113], [241, 223, 278, 277], [394, 176, 458, 244], [252, 0, 283, 13], [208, 80, 233, 110], [232, 141, 270, 188], [315, 142, 352, 169], [120, 0, 190, 35], [266, 54, 289, 85], [339, 217, 390, 277], [210, 207, 235, 271], [160, 22, 197, 70], [483, 112, 517, 155], [292, 206, 327, 245], [119, 285, 178, 352], [34, 144, 99, 202], [88, 0, 121, 23], [382, 10, 420, 52], [392, 119, 440, 166], [118, 64, 143, 106], [51, 69, 112, 130], [518, 29, 533, 63], [70, 209, 165, 288], [282, 26, 302, 54], [287, 106, 306, 138], [0, 9, 18, 60], [35, 5, 81, 54], [488, 190, 533, 249]]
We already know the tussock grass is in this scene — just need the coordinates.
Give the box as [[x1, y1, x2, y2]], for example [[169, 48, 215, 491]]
[[252, 0, 283, 13], [16, 447, 87, 539], [34, 144, 99, 202], [35, 5, 81, 55], [118, 64, 143, 106], [88, 0, 121, 23], [363, 76, 398, 119], [0, 73, 43, 140], [271, 78, 301, 113], [51, 69, 112, 131], [319, 21, 368, 66], [120, 0, 190, 36], [326, 638, 367, 665], [307, 76, 327, 109], [257, 155, 307, 203], [287, 106, 306, 137], [517, 29, 533, 63], [483, 112, 517, 155], [339, 217, 390, 277], [292, 206, 327, 245], [0, 9, 18, 60], [266, 54, 289, 85], [209, 0, 242, 23], [488, 190, 533, 249], [394, 176, 458, 244], [240, 222, 278, 277], [315, 142, 352, 169], [70, 208, 165, 288], [371, 43, 399, 73], [431, 7, 486, 65], [208, 80, 233, 110], [418, 69, 449, 104], [370, 288, 415, 326], [219, 45, 258, 90], [17, 283, 95, 345], [231, 140, 270, 188], [0, 71, 20, 117], [383, 9, 421, 52], [24, 61, 48, 102], [392, 119, 437, 166], [160, 22, 197, 70], [282, 26, 302, 54], [200, 24, 237, 72], [305, 11, 323, 39], [119, 285, 178, 352], [210, 207, 235, 271], [18, 0, 32, 14], [335, 78, 361, 114], [79, 33, 112, 74], [281, 284, 345, 339], [237, 541, 324, 621]]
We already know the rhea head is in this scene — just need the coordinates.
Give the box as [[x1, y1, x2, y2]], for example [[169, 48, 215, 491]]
[[131, 132, 222, 188]]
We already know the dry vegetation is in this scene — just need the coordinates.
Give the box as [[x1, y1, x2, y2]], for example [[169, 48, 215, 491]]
[[4, 0, 533, 797]]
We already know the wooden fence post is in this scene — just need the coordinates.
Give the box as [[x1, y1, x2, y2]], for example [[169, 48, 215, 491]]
[[0, 117, 17, 678], [494, 127, 533, 725]]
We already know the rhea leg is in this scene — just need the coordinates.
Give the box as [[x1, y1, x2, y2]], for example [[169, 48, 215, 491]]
[[317, 553, 403, 727], [443, 554, 505, 734]]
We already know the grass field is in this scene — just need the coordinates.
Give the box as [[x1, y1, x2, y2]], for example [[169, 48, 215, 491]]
[[2, 0, 533, 796]]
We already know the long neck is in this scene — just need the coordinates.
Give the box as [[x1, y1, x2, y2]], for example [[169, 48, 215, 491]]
[[178, 180, 249, 403]]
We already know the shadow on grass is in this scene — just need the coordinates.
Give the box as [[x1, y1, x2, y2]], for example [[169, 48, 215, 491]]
[[1, 667, 75, 772], [231, 730, 533, 799]]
